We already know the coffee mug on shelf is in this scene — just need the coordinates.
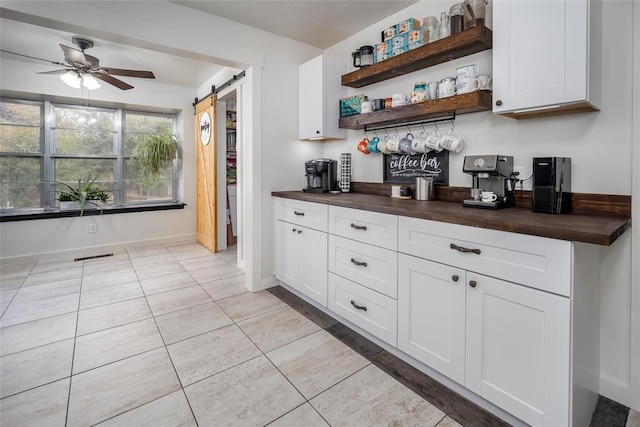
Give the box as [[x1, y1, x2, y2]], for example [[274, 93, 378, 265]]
[[426, 81, 439, 100], [438, 77, 456, 98], [456, 76, 480, 94], [456, 64, 480, 78], [391, 93, 410, 107], [361, 100, 373, 114], [386, 135, 401, 153], [438, 126, 465, 153], [482, 191, 497, 202], [372, 99, 386, 110], [410, 91, 427, 104], [477, 75, 493, 90], [424, 129, 443, 151], [411, 131, 430, 153]]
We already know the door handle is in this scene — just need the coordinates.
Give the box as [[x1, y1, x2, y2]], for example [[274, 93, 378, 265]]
[[350, 300, 367, 311], [350, 258, 368, 267], [350, 223, 367, 231], [450, 243, 481, 255], [294, 211, 305, 216]]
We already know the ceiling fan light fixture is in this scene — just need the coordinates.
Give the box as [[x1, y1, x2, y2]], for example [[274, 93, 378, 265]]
[[60, 70, 81, 88], [82, 74, 101, 90]]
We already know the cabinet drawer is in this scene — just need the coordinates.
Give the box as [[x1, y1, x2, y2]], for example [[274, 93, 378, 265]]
[[329, 206, 398, 250], [398, 218, 572, 297], [328, 235, 397, 299], [275, 198, 328, 232], [328, 273, 397, 346]]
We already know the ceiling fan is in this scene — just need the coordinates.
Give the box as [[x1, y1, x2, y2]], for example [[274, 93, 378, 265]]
[[1, 36, 155, 90]]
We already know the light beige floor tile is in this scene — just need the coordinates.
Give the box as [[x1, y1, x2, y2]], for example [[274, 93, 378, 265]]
[[77, 297, 152, 336], [200, 274, 247, 300], [30, 259, 78, 274], [73, 318, 164, 374], [268, 403, 329, 427], [185, 355, 304, 426], [0, 378, 70, 427], [437, 416, 464, 427], [22, 266, 82, 287], [164, 242, 214, 261], [216, 248, 238, 263], [79, 281, 143, 310], [127, 244, 170, 259], [146, 285, 212, 316], [311, 364, 445, 427], [0, 338, 74, 398], [167, 324, 261, 386], [12, 277, 81, 304], [0, 312, 77, 357], [188, 263, 242, 284], [81, 270, 139, 291], [0, 288, 18, 305], [238, 305, 321, 353], [0, 261, 35, 277], [97, 390, 196, 427], [82, 259, 134, 277], [179, 254, 227, 271], [130, 253, 175, 268], [0, 293, 79, 328], [140, 271, 197, 295], [267, 330, 369, 399], [1, 300, 10, 313], [627, 409, 640, 427], [155, 301, 233, 344], [135, 261, 187, 281], [0, 275, 25, 291], [217, 290, 286, 322], [67, 348, 181, 427]]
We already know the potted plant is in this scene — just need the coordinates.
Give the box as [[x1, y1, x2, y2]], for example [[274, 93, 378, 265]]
[[58, 176, 109, 216], [133, 133, 178, 189]]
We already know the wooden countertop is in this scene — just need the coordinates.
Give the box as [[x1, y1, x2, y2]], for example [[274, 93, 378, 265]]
[[271, 191, 631, 246]]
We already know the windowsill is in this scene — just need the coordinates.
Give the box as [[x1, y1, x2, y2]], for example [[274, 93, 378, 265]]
[[0, 202, 186, 222]]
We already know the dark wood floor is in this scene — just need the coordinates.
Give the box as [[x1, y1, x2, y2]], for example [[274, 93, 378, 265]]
[[267, 285, 632, 427]]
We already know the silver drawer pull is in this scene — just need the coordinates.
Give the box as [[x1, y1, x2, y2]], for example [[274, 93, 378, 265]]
[[350, 223, 367, 231], [350, 258, 368, 267], [350, 300, 367, 311], [294, 211, 305, 216], [450, 243, 481, 255]]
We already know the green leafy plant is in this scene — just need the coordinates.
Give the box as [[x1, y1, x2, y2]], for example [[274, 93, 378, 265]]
[[133, 133, 178, 189], [57, 176, 109, 216]]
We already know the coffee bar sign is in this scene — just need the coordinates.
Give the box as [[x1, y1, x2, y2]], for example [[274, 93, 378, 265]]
[[383, 150, 449, 184]]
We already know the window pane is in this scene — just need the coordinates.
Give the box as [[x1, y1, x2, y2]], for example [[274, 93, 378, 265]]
[[0, 101, 41, 153], [54, 107, 115, 154], [124, 113, 173, 156], [55, 158, 114, 201], [0, 157, 42, 208], [124, 158, 173, 202]]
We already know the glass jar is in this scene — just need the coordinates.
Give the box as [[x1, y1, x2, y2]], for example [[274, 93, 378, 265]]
[[463, 0, 488, 29], [421, 16, 439, 43], [414, 82, 427, 93], [449, 3, 464, 35], [439, 11, 451, 39]]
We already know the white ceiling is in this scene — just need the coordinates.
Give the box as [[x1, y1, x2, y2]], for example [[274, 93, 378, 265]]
[[0, 1, 418, 89]]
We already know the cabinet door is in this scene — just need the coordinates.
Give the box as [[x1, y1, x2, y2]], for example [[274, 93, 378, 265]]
[[398, 254, 465, 384], [465, 272, 570, 426], [274, 220, 300, 288], [299, 226, 328, 306], [298, 56, 324, 140], [493, 0, 590, 113]]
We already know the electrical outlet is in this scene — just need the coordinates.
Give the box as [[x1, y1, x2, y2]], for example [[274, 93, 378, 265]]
[[89, 223, 97, 234]]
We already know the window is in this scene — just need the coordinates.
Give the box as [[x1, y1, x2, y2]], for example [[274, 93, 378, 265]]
[[0, 98, 178, 212]]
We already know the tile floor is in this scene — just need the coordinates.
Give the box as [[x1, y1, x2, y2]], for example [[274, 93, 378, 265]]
[[0, 241, 638, 427]]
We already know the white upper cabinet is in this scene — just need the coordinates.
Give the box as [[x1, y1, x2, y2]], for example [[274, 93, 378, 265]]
[[492, 0, 601, 117], [298, 55, 347, 140]]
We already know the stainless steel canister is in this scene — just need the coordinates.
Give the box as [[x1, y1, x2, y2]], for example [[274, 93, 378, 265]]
[[415, 177, 434, 200]]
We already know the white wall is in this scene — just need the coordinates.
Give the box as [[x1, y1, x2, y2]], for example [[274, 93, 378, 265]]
[[323, 0, 637, 410]]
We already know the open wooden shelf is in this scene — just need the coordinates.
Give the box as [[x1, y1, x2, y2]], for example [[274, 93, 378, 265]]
[[338, 91, 492, 130], [341, 25, 493, 89]]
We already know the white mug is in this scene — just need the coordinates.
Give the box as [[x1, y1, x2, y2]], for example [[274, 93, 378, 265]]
[[456, 77, 480, 94], [438, 127, 465, 153], [391, 93, 409, 107], [456, 64, 479, 78], [386, 135, 401, 153], [426, 81, 439, 100], [482, 191, 497, 202], [377, 137, 391, 154], [477, 75, 493, 90], [438, 78, 456, 98], [411, 131, 430, 153], [424, 129, 442, 151], [361, 100, 373, 114]]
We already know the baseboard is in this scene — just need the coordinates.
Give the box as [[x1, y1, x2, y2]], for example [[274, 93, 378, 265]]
[[0, 234, 196, 264], [599, 375, 632, 408]]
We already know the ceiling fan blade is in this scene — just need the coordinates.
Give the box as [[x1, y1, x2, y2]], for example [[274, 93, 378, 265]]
[[101, 68, 155, 79], [37, 69, 73, 75], [92, 72, 134, 90], [60, 44, 90, 67]]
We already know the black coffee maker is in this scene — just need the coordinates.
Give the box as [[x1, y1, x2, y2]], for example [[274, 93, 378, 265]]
[[303, 158, 338, 193]]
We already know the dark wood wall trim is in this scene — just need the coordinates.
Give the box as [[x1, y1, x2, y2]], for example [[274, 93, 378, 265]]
[[350, 182, 631, 219]]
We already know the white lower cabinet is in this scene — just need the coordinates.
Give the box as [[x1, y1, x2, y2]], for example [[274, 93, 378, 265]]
[[398, 254, 466, 385], [275, 219, 328, 306]]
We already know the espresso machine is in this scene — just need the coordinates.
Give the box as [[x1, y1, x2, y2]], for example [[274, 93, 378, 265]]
[[462, 155, 515, 209], [303, 158, 338, 193]]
